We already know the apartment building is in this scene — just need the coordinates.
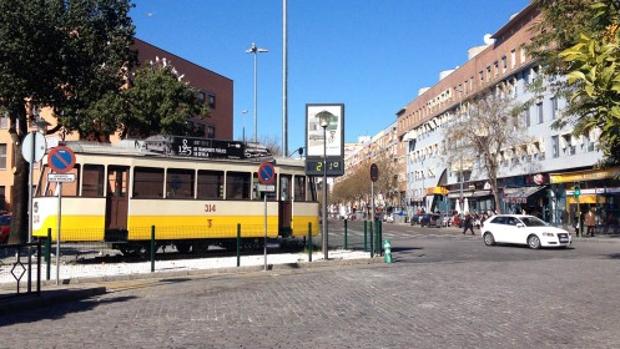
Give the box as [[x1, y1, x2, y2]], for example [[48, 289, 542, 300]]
[[398, 4, 619, 228], [0, 38, 234, 209]]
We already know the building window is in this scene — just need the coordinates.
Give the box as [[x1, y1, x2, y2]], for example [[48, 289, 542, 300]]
[[552, 136, 559, 158], [520, 45, 526, 64], [206, 126, 215, 139], [511, 49, 516, 68], [551, 96, 558, 119], [0, 115, 8, 129], [479, 71, 484, 81], [537, 102, 544, 124], [494, 61, 499, 76], [0, 144, 6, 169], [524, 108, 531, 127], [502, 56, 507, 73], [196, 91, 206, 103], [207, 94, 216, 109]]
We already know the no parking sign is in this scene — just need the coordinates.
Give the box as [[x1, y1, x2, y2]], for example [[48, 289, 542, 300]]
[[48, 146, 76, 174]]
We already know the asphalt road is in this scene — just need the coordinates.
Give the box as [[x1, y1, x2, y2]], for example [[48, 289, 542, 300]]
[[1, 220, 619, 349]]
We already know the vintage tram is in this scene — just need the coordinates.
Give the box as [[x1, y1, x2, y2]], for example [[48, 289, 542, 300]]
[[32, 138, 319, 255]]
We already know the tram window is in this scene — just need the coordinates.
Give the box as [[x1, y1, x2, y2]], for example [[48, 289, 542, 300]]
[[133, 167, 164, 198], [226, 171, 251, 200], [280, 174, 291, 201], [252, 172, 277, 201], [309, 177, 318, 201], [197, 170, 224, 199], [38, 165, 80, 197], [166, 169, 194, 199], [294, 176, 306, 202], [82, 165, 104, 197]]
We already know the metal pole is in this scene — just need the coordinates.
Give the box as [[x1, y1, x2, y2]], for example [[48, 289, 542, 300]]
[[322, 126, 328, 260], [150, 225, 155, 272], [36, 240, 41, 295], [460, 157, 464, 213], [46, 228, 51, 280], [264, 193, 267, 271], [28, 131, 34, 242], [253, 49, 258, 144], [371, 180, 375, 253], [56, 182, 62, 286], [344, 218, 348, 249], [237, 223, 241, 267], [282, 0, 288, 155], [363, 220, 368, 252]]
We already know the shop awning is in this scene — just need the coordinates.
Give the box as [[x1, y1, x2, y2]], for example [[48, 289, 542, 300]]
[[426, 186, 449, 196], [503, 186, 545, 204], [550, 167, 620, 184]]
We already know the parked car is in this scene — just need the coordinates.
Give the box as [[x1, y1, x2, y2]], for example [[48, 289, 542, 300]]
[[481, 214, 572, 249], [0, 215, 11, 244]]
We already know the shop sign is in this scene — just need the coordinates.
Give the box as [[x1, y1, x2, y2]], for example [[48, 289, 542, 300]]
[[550, 167, 620, 184]]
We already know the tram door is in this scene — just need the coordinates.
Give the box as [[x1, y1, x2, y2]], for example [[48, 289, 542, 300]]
[[279, 174, 292, 236], [105, 166, 129, 232]]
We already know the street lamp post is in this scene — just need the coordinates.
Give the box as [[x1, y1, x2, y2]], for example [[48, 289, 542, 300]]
[[246, 43, 268, 144], [316, 111, 332, 260]]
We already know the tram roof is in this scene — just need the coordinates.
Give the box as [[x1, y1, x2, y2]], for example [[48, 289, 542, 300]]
[[62, 141, 305, 167]]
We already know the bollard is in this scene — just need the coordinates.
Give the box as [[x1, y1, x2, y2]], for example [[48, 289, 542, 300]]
[[383, 239, 393, 264], [150, 225, 155, 273], [237, 224, 241, 267], [363, 221, 368, 252], [46, 228, 52, 281], [377, 220, 383, 256], [308, 222, 313, 262], [369, 220, 374, 258], [36, 240, 41, 295], [344, 219, 348, 250]]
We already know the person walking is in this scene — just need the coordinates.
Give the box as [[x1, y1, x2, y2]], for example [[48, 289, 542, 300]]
[[585, 208, 596, 237], [462, 212, 475, 235]]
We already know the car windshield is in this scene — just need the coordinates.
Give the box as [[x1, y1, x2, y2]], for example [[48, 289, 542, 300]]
[[520, 216, 547, 227]]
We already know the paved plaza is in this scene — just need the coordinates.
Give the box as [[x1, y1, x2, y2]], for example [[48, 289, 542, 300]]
[[1, 222, 619, 349]]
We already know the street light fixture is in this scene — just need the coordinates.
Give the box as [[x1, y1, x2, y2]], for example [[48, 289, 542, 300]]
[[246, 42, 268, 144], [316, 110, 333, 260]]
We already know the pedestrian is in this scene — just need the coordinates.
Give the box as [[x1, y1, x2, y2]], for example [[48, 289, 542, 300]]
[[462, 212, 475, 235], [585, 208, 596, 237]]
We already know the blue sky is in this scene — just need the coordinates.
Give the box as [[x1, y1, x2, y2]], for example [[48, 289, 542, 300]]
[[131, 0, 530, 151]]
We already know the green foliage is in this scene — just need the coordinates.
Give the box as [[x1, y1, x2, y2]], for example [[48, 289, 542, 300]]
[[121, 64, 209, 138], [530, 0, 620, 165]]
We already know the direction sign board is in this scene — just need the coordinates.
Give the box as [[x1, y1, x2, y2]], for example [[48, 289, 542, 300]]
[[370, 163, 379, 182], [21, 132, 47, 163], [48, 173, 76, 183], [257, 184, 276, 192], [257, 161, 275, 185], [48, 146, 76, 174]]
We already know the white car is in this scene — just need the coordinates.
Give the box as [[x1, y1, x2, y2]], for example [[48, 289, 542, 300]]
[[481, 214, 572, 249]]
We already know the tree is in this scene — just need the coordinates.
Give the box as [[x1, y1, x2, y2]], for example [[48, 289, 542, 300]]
[[529, 0, 620, 165], [443, 94, 528, 213], [121, 62, 209, 138], [0, 0, 135, 242]]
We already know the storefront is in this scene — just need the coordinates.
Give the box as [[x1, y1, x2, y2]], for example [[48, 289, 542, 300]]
[[502, 186, 548, 218], [549, 167, 620, 232]]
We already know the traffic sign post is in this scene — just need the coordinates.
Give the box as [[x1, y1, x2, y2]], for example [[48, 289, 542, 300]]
[[370, 163, 379, 243], [47, 146, 76, 286], [257, 161, 275, 271], [22, 132, 47, 244]]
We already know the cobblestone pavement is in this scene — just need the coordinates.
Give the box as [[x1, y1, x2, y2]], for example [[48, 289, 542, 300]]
[[1, 222, 620, 349]]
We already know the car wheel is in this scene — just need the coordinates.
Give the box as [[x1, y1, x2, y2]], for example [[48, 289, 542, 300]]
[[527, 235, 541, 249], [483, 232, 495, 246]]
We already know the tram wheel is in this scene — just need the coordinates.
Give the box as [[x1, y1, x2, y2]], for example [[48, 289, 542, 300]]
[[175, 242, 192, 254]]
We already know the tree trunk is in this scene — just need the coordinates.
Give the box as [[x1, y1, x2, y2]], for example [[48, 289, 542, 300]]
[[491, 176, 502, 214], [8, 106, 29, 244]]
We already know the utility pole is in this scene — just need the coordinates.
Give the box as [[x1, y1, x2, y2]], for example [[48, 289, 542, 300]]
[[246, 43, 268, 144], [282, 0, 289, 156]]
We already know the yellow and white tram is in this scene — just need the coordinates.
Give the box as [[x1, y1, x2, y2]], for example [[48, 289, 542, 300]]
[[32, 141, 319, 254]]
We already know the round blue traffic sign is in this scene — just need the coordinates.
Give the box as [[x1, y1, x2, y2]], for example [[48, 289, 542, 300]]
[[258, 162, 275, 185], [48, 146, 76, 174]]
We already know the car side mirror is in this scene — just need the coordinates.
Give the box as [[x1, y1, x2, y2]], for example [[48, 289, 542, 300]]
[[516, 223, 525, 228]]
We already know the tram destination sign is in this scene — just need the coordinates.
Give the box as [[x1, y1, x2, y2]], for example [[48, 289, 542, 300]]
[[170, 136, 245, 159]]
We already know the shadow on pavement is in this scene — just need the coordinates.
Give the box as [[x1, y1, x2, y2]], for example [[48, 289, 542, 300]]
[[0, 293, 136, 327], [608, 253, 620, 259]]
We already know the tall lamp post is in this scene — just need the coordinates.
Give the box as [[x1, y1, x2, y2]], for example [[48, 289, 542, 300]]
[[246, 42, 268, 144], [316, 111, 332, 260]]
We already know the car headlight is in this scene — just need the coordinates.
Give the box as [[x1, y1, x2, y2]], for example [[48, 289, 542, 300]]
[[542, 232, 555, 237]]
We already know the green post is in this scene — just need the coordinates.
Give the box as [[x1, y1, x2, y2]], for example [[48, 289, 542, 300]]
[[45, 228, 51, 281], [236, 223, 241, 267], [369, 220, 374, 258], [344, 219, 348, 250], [379, 220, 383, 256], [150, 225, 155, 273], [308, 222, 312, 262], [363, 220, 368, 252]]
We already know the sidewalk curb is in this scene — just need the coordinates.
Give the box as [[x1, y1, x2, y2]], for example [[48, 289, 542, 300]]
[[0, 286, 106, 315]]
